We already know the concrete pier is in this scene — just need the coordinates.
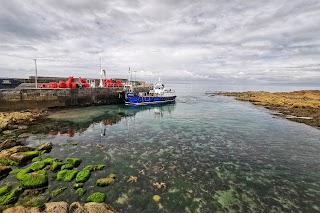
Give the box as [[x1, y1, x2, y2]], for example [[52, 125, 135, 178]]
[[0, 88, 124, 111]]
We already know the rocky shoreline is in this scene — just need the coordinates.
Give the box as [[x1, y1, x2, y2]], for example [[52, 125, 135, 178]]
[[212, 90, 320, 128]]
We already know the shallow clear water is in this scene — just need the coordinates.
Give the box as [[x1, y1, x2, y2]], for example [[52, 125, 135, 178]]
[[8, 82, 320, 212]]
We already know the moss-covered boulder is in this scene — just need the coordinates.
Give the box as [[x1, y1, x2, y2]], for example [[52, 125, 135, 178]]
[[75, 188, 86, 196], [51, 161, 65, 171], [96, 173, 116, 186], [10, 150, 39, 164], [31, 156, 42, 162], [65, 158, 81, 167], [57, 169, 78, 182], [37, 142, 53, 153], [0, 158, 18, 166], [17, 169, 48, 189], [43, 157, 60, 164], [75, 170, 91, 183], [86, 192, 105, 203], [0, 186, 21, 206], [61, 163, 73, 170], [29, 161, 47, 171]]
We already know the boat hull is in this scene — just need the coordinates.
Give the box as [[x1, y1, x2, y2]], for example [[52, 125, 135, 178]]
[[125, 93, 176, 106]]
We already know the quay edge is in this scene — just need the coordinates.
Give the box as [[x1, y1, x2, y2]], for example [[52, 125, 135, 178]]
[[0, 87, 149, 112]]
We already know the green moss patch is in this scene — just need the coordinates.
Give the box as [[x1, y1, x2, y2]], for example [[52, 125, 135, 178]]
[[83, 164, 106, 171], [32, 156, 42, 163], [61, 163, 74, 170], [29, 161, 47, 171], [17, 170, 48, 189], [76, 170, 91, 183], [86, 192, 105, 203], [0, 158, 18, 166], [96, 173, 116, 186], [51, 161, 65, 171], [57, 169, 78, 182], [65, 158, 81, 167], [75, 188, 86, 196], [43, 157, 60, 164], [0, 186, 21, 206]]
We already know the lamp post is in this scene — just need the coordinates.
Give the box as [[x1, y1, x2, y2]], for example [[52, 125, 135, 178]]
[[33, 59, 38, 88], [134, 70, 137, 86]]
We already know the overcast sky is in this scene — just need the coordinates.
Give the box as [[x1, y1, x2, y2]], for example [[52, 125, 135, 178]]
[[0, 0, 319, 84]]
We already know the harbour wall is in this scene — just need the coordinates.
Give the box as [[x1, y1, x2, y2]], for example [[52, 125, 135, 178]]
[[0, 88, 125, 111]]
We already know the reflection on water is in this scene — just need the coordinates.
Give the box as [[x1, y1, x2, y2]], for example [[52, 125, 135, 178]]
[[6, 94, 320, 212]]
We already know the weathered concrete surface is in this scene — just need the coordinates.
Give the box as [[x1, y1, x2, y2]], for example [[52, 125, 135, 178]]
[[0, 88, 123, 111]]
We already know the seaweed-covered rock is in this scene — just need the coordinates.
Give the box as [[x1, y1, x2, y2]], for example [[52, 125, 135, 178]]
[[0, 146, 34, 157], [75, 188, 86, 196], [86, 192, 105, 203], [75, 170, 91, 183], [32, 156, 42, 162], [51, 161, 65, 171], [73, 183, 84, 189], [83, 164, 105, 172], [10, 150, 39, 164], [37, 142, 53, 153], [0, 186, 21, 206], [43, 157, 60, 164], [17, 170, 48, 189], [29, 161, 47, 171], [50, 187, 67, 198], [61, 163, 73, 170], [0, 158, 18, 166], [64, 158, 81, 167], [96, 173, 116, 186], [56, 170, 78, 182], [0, 165, 12, 179]]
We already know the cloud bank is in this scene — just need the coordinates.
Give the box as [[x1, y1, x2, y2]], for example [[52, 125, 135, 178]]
[[0, 0, 320, 84]]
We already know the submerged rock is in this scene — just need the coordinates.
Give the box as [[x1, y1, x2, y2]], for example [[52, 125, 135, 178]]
[[96, 173, 116, 186], [16, 169, 48, 189], [65, 158, 81, 167], [37, 142, 53, 153], [75, 188, 86, 196], [57, 169, 78, 182], [75, 170, 91, 183], [0, 186, 21, 206], [86, 192, 106, 203]]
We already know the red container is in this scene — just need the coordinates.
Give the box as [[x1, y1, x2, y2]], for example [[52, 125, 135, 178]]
[[71, 83, 77, 88], [59, 81, 66, 88]]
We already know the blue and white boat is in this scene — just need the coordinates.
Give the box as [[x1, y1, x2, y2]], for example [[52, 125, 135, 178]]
[[124, 79, 176, 106]]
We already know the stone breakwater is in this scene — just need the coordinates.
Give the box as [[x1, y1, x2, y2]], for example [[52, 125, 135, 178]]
[[212, 90, 320, 127]]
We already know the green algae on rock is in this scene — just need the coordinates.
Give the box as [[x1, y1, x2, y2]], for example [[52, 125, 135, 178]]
[[50, 187, 67, 198], [86, 192, 105, 203], [61, 163, 74, 170], [75, 188, 86, 196], [29, 161, 47, 171], [56, 169, 78, 182], [75, 170, 91, 183], [65, 158, 81, 167], [31, 156, 42, 162], [0, 186, 21, 206], [96, 173, 116, 186], [17, 170, 48, 189], [51, 161, 65, 171], [0, 158, 18, 166]]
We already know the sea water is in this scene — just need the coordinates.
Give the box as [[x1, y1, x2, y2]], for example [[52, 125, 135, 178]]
[[12, 81, 320, 212]]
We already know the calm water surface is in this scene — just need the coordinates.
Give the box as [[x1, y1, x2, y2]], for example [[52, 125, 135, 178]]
[[12, 82, 320, 212]]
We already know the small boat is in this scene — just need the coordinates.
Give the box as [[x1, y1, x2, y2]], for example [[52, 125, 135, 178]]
[[124, 79, 176, 106]]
